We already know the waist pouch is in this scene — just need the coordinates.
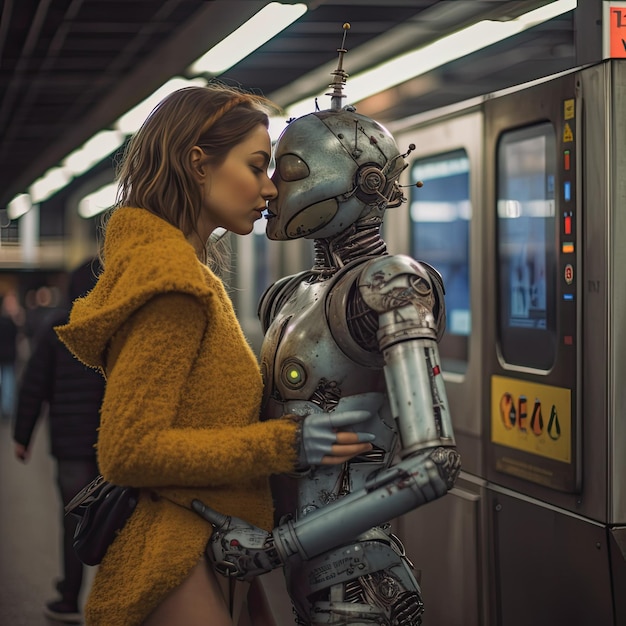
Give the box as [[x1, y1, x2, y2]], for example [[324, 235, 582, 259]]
[[65, 474, 138, 566]]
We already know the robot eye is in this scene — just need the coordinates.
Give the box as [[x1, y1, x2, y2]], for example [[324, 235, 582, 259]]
[[277, 154, 310, 182]]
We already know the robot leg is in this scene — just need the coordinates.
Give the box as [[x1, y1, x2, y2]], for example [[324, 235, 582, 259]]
[[285, 527, 424, 626]]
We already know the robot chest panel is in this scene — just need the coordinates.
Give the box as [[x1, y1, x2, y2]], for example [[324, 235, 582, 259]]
[[263, 282, 383, 405]]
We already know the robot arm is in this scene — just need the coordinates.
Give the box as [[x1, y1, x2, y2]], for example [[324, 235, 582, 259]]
[[359, 254, 456, 459], [194, 444, 459, 579], [193, 442, 456, 579], [193, 255, 460, 580]]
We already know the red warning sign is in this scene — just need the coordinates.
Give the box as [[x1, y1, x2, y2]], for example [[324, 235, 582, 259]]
[[606, 3, 626, 58]]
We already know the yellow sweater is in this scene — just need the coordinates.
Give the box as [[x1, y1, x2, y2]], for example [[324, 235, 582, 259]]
[[57, 207, 298, 626]]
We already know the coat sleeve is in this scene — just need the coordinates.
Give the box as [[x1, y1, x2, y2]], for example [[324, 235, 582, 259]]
[[97, 292, 299, 488], [12, 322, 56, 449]]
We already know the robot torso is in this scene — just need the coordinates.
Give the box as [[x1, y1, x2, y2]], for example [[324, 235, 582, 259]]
[[259, 257, 412, 523]]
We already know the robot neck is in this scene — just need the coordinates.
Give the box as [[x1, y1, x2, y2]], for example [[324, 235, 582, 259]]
[[312, 217, 387, 278]]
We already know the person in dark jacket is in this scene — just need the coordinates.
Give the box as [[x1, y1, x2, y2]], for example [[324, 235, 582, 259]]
[[0, 296, 18, 421], [13, 258, 104, 624]]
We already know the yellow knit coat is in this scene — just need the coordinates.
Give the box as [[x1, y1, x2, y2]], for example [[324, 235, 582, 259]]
[[56, 207, 299, 626]]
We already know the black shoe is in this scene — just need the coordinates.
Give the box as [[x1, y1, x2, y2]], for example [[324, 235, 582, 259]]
[[44, 599, 81, 623]]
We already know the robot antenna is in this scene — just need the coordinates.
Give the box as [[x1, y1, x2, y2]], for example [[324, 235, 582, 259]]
[[327, 23, 350, 111]]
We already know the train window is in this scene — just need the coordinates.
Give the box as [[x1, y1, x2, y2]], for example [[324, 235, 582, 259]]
[[496, 123, 556, 370], [409, 149, 470, 375]]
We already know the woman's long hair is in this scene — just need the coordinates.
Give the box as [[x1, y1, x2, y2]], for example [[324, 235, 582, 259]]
[[106, 84, 279, 269]]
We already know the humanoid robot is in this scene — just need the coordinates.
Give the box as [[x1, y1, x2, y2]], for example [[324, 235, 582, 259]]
[[193, 26, 461, 626]]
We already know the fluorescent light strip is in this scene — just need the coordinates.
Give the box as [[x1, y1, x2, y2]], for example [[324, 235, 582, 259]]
[[63, 129, 126, 176], [29, 167, 72, 204], [115, 77, 207, 134], [24, 129, 126, 206], [7, 193, 32, 220], [78, 182, 118, 219], [188, 2, 307, 75], [287, 0, 577, 116], [7, 3, 307, 214]]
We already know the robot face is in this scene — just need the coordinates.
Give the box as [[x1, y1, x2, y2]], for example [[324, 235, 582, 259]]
[[266, 108, 405, 240]]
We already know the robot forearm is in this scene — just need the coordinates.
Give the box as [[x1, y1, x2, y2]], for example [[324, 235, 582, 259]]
[[272, 445, 460, 563], [383, 337, 456, 457], [193, 445, 459, 579]]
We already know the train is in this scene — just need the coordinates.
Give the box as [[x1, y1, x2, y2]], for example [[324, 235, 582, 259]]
[[1, 57, 624, 625], [386, 58, 626, 626]]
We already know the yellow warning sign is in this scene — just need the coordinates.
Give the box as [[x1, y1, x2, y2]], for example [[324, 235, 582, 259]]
[[491, 375, 572, 463], [563, 122, 574, 143], [564, 99, 575, 120]]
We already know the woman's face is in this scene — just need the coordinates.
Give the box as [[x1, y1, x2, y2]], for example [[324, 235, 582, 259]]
[[196, 124, 277, 238]]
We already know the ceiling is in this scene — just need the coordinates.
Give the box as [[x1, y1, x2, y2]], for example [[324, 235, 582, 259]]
[[0, 0, 582, 213]]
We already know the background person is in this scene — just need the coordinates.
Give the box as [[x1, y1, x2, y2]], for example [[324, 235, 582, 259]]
[[0, 296, 18, 421], [13, 258, 104, 624]]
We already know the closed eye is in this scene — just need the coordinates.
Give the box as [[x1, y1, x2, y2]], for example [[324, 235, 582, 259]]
[[278, 154, 309, 181]]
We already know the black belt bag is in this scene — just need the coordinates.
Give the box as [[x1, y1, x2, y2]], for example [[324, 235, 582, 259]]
[[65, 474, 138, 566]]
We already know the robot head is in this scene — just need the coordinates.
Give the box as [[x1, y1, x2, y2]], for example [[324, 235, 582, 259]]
[[266, 107, 406, 240]]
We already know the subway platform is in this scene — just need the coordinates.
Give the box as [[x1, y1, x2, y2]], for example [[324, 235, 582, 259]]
[[0, 417, 95, 625]]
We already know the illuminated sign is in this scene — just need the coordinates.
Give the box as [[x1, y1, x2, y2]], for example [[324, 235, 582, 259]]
[[603, 1, 626, 58]]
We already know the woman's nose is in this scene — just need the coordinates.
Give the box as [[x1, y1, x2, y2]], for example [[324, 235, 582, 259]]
[[263, 176, 278, 201]]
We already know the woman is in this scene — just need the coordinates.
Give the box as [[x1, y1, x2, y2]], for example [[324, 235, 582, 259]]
[[56, 85, 373, 626]]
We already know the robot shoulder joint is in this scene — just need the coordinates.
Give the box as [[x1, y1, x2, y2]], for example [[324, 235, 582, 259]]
[[358, 255, 446, 339]]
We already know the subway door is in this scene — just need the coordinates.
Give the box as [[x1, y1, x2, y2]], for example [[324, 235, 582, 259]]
[[582, 59, 626, 626], [386, 110, 490, 626], [482, 67, 616, 625]]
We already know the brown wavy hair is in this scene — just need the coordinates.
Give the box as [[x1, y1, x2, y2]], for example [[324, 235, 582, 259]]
[[108, 83, 280, 266]]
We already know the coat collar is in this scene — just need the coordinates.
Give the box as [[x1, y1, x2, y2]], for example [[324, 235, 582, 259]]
[[56, 207, 216, 370]]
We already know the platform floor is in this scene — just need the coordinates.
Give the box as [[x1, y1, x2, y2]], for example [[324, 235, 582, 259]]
[[0, 417, 95, 625]]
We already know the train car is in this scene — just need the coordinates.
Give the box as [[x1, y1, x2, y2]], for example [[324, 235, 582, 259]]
[[374, 58, 626, 626]]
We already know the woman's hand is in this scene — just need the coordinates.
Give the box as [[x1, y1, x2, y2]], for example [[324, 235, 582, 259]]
[[297, 409, 375, 468]]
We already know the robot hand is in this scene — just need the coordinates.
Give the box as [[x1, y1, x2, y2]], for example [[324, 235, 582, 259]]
[[298, 409, 375, 468], [191, 499, 282, 581]]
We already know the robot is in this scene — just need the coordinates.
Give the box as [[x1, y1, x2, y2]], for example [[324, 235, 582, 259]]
[[193, 25, 461, 626]]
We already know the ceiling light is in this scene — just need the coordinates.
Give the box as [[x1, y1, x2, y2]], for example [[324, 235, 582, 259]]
[[286, 0, 577, 116], [5, 4, 307, 213], [78, 182, 118, 219], [188, 2, 307, 75], [115, 77, 207, 134], [63, 130, 126, 176], [7, 193, 32, 220], [29, 167, 72, 204]]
